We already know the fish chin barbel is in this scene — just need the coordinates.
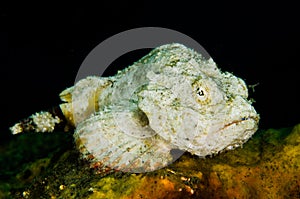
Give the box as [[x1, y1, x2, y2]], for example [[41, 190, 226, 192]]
[[10, 43, 259, 172]]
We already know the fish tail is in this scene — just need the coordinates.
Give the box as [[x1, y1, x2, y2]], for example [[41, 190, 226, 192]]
[[10, 106, 73, 135]]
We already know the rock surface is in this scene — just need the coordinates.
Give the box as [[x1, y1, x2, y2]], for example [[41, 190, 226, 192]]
[[1, 124, 300, 198]]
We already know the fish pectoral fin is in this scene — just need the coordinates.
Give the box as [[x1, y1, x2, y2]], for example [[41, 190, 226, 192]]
[[75, 109, 175, 172], [112, 104, 157, 139]]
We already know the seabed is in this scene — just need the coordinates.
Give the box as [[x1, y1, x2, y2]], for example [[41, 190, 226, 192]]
[[1, 124, 300, 198]]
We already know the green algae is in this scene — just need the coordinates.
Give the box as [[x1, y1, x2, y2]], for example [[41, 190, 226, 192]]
[[89, 174, 141, 198], [0, 131, 72, 198]]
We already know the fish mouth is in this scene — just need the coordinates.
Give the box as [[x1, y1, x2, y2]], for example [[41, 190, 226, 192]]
[[215, 115, 260, 152], [219, 115, 260, 132]]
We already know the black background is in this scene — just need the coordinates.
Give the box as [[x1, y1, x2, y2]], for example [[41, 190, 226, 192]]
[[0, 2, 299, 142]]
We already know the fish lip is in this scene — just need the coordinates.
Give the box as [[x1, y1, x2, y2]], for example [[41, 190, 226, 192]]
[[219, 115, 259, 132], [215, 115, 259, 152]]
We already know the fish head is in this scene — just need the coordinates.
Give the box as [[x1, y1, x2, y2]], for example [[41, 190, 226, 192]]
[[137, 51, 259, 157]]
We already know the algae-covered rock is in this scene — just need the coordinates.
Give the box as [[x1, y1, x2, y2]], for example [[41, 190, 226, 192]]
[[2, 124, 300, 198], [0, 132, 72, 198]]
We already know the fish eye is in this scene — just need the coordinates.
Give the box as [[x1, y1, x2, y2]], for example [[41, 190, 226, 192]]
[[196, 87, 205, 97], [195, 86, 207, 102], [194, 86, 210, 104], [192, 81, 211, 105]]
